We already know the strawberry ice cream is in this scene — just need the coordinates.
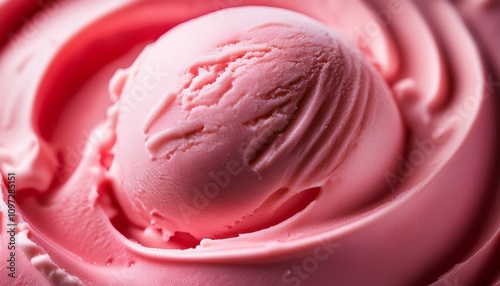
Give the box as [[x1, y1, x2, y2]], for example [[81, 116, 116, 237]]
[[109, 7, 403, 242], [0, 0, 499, 285]]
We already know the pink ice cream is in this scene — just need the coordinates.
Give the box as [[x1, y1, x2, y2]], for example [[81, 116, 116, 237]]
[[0, 0, 499, 286], [109, 7, 403, 242]]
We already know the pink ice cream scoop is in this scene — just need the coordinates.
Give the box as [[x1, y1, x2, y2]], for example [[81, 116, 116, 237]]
[[108, 7, 403, 241], [1, 0, 499, 285]]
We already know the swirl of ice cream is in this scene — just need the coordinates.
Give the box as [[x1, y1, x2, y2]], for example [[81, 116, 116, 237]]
[[0, 0, 499, 285], [109, 7, 403, 241]]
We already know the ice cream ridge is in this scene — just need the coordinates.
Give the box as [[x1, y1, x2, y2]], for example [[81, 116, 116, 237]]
[[1, 1, 499, 286], [109, 7, 403, 243]]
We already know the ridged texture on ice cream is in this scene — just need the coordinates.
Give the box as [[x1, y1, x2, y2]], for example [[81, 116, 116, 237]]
[[0, 1, 499, 285], [108, 7, 403, 239]]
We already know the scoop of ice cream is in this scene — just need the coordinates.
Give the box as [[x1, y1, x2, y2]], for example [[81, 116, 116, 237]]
[[108, 7, 403, 240], [1, 1, 499, 285]]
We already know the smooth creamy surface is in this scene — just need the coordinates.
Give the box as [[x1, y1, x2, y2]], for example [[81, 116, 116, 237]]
[[0, 1, 499, 286]]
